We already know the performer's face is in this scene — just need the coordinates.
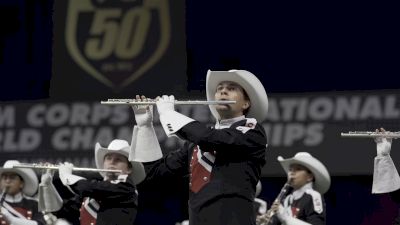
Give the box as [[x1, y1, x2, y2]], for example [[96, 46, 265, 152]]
[[0, 172, 24, 196], [214, 81, 250, 119], [287, 164, 314, 190], [103, 153, 132, 178]]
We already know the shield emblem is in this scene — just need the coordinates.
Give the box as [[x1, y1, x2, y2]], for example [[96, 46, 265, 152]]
[[65, 0, 171, 90]]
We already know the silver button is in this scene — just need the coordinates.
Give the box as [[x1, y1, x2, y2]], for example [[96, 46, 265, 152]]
[[203, 176, 208, 181]]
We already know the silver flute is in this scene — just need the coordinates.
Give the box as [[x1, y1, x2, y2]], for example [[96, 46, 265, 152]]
[[101, 99, 236, 105], [12, 163, 122, 173], [341, 131, 400, 139]]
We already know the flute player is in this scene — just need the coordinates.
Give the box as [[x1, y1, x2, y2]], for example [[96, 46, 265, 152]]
[[39, 136, 155, 225], [130, 69, 269, 225]]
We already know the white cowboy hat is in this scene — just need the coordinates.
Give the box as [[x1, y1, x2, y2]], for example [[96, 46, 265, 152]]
[[95, 139, 145, 185], [277, 152, 331, 194], [206, 69, 269, 122], [0, 160, 38, 196]]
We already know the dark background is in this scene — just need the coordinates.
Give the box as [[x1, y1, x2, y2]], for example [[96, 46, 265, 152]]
[[1, 0, 400, 224]]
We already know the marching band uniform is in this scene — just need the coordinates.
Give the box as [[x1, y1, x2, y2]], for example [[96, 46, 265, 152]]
[[145, 116, 267, 225], [41, 139, 146, 225], [132, 70, 269, 225], [269, 152, 330, 225], [0, 160, 46, 225]]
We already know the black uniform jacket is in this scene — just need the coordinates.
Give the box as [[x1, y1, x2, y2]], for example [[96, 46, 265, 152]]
[[68, 175, 138, 225], [270, 186, 326, 225], [145, 118, 267, 215]]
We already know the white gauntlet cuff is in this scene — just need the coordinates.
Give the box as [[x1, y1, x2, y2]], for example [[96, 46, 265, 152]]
[[130, 125, 163, 162], [372, 155, 400, 193], [38, 182, 63, 212], [159, 111, 195, 137], [60, 173, 85, 186]]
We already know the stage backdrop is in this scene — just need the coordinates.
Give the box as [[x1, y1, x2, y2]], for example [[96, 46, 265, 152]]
[[1, 90, 400, 176], [0, 0, 53, 101]]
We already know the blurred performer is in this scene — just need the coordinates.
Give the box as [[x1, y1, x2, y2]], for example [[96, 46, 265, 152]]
[[372, 128, 400, 225], [132, 69, 269, 225], [41, 139, 147, 225], [261, 152, 330, 225], [254, 181, 267, 219], [0, 160, 46, 225]]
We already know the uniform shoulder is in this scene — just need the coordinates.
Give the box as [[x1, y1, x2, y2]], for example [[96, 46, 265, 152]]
[[23, 195, 39, 202], [305, 189, 324, 214], [235, 118, 259, 134]]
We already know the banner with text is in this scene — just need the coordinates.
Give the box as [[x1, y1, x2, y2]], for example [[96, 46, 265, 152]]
[[1, 90, 400, 176]]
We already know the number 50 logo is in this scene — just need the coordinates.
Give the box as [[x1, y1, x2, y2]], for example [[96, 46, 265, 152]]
[[65, 0, 171, 90]]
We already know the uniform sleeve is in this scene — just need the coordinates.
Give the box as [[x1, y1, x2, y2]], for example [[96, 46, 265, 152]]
[[143, 142, 191, 182], [69, 177, 137, 203], [178, 121, 267, 155], [302, 194, 326, 225], [53, 196, 82, 225]]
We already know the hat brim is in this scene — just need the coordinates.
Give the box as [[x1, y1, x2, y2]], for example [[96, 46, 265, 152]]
[[0, 167, 38, 196], [206, 70, 268, 122], [95, 143, 146, 185], [278, 155, 331, 194]]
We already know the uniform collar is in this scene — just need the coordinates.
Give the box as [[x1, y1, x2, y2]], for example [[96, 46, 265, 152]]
[[291, 182, 313, 200], [215, 115, 245, 129], [1, 192, 23, 203]]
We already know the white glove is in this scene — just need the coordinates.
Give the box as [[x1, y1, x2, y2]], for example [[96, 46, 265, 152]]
[[156, 95, 175, 115], [276, 204, 289, 222], [131, 95, 154, 127], [374, 129, 392, 157], [1, 206, 11, 218], [1, 206, 12, 223], [59, 162, 73, 176], [58, 162, 85, 186], [40, 169, 53, 185]]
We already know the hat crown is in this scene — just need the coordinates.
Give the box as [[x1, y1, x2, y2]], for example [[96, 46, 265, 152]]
[[294, 152, 312, 158], [3, 160, 21, 169], [107, 139, 129, 150]]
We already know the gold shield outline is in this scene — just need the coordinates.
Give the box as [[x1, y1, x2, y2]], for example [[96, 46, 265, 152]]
[[65, 0, 171, 90]]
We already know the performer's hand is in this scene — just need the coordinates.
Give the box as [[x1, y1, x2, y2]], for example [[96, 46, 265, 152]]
[[40, 169, 53, 185], [156, 95, 175, 115], [0, 206, 12, 221], [275, 204, 289, 222], [59, 162, 74, 185], [132, 95, 153, 127], [375, 128, 392, 156]]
